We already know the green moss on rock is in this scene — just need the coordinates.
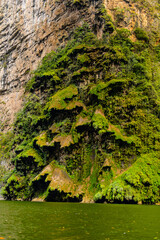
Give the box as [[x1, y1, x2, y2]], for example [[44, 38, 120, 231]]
[[47, 85, 78, 110], [105, 153, 160, 204], [1, 20, 160, 203]]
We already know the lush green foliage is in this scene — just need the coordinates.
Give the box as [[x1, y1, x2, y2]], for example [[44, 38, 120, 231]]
[[1, 15, 160, 203], [134, 28, 149, 42], [0, 131, 14, 183], [95, 153, 160, 204]]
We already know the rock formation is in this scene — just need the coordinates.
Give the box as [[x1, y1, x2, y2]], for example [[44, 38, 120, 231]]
[[0, 0, 101, 128], [0, 0, 160, 203], [0, 0, 159, 129]]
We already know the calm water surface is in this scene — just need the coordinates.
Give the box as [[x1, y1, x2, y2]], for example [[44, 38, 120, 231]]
[[0, 201, 160, 240]]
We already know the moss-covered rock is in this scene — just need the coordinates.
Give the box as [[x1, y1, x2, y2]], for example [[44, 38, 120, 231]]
[[95, 153, 160, 204], [47, 85, 78, 110], [1, 19, 160, 203], [32, 161, 83, 202]]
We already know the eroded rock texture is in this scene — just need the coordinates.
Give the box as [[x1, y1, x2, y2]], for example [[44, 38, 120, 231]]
[[0, 0, 101, 91], [0, 0, 159, 129], [0, 0, 103, 128]]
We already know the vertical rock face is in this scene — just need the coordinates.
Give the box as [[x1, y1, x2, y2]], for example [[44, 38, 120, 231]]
[[0, 0, 103, 128], [0, 0, 102, 92], [0, 0, 158, 92], [0, 0, 159, 129]]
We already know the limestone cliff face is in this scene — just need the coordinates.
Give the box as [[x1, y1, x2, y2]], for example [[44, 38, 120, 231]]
[[105, 0, 159, 30], [0, 0, 102, 92], [0, 0, 102, 129], [0, 0, 159, 129]]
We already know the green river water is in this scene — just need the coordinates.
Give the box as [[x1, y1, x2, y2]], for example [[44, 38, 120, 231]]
[[0, 201, 160, 240]]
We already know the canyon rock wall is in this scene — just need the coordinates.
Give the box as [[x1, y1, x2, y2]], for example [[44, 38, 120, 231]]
[[0, 0, 102, 129], [0, 0, 159, 129], [105, 0, 159, 31], [0, 0, 102, 92]]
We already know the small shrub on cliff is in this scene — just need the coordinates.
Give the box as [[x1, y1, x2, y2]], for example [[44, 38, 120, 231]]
[[134, 28, 149, 43]]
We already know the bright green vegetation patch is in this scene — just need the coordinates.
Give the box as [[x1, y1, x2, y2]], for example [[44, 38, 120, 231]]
[[15, 148, 43, 167], [1, 17, 160, 203], [95, 153, 160, 204], [92, 109, 109, 134], [89, 79, 128, 100], [0, 131, 14, 184], [47, 85, 78, 110]]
